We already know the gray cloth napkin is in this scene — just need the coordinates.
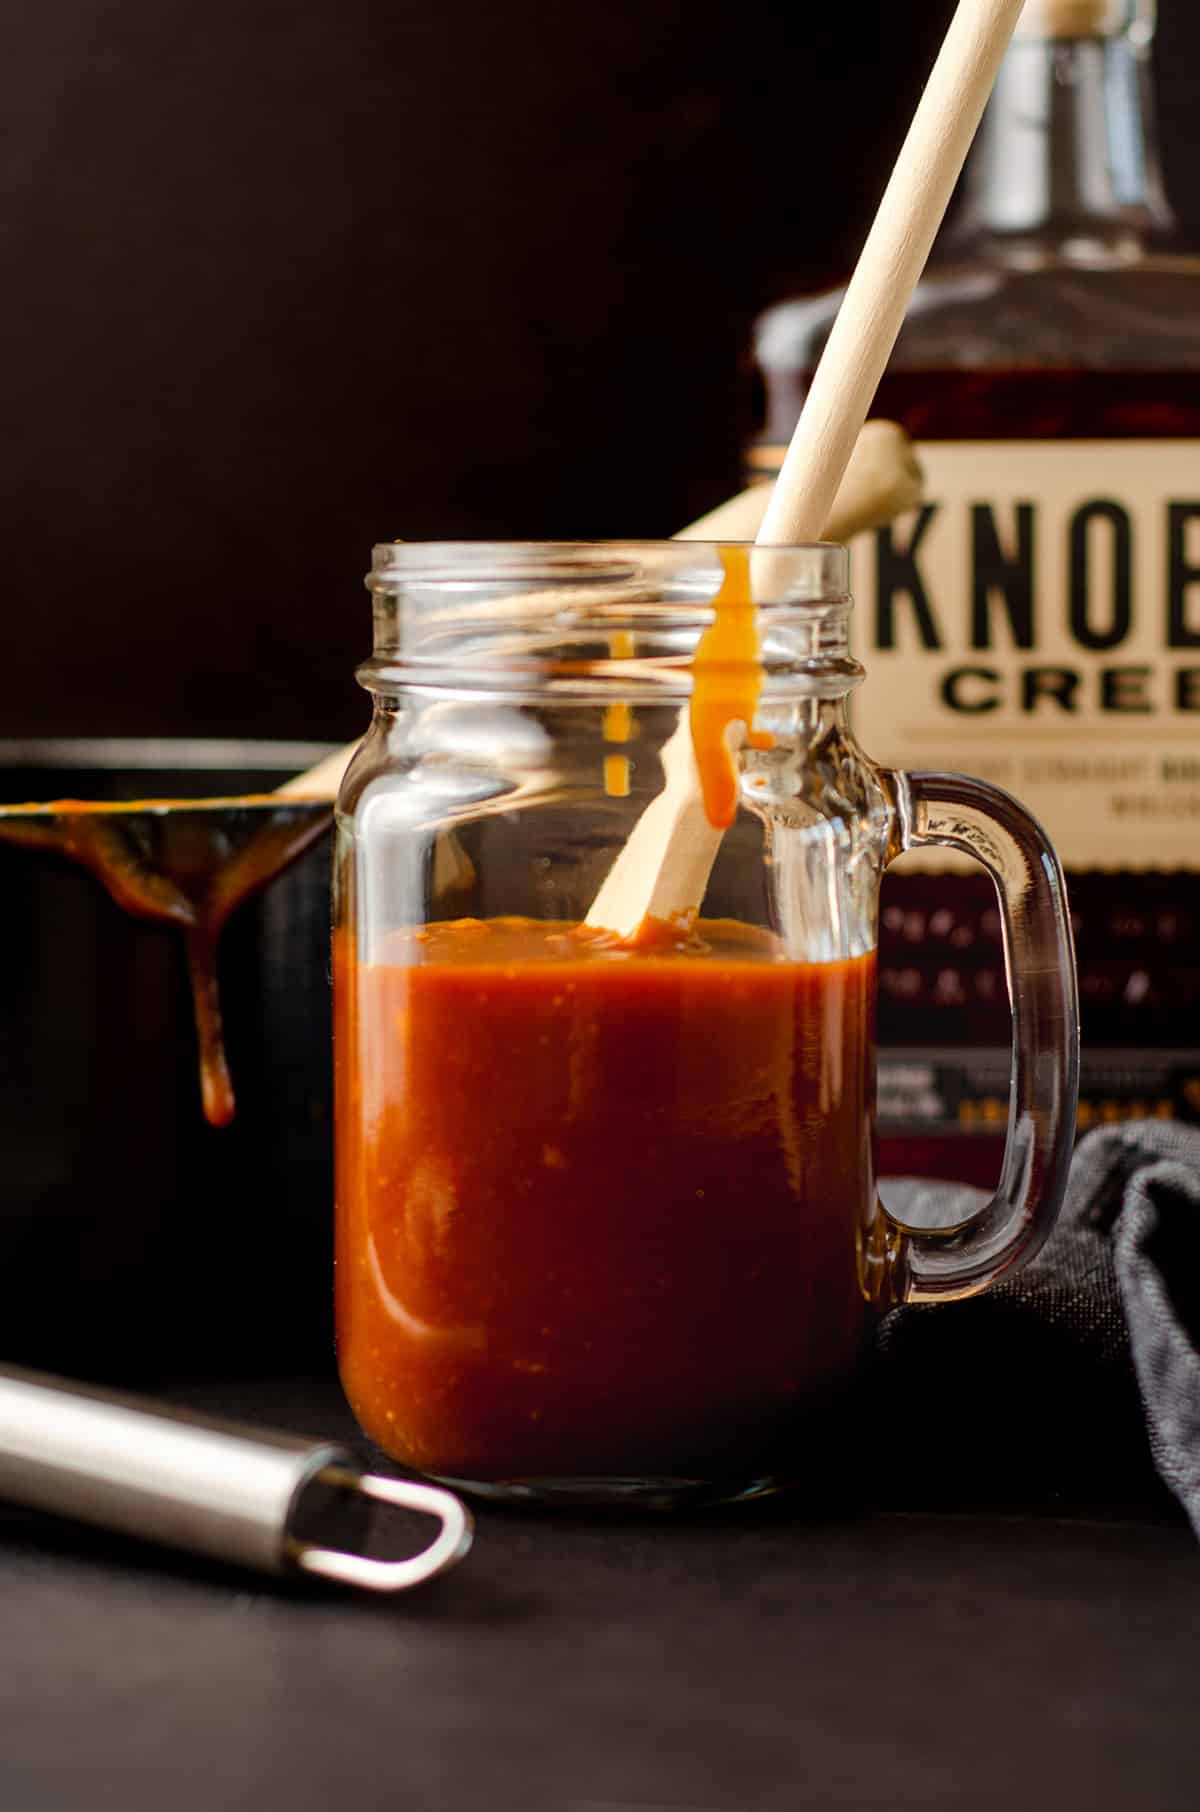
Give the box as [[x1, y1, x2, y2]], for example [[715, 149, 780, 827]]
[[877, 1121, 1200, 1534]]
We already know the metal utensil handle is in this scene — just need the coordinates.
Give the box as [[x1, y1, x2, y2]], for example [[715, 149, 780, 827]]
[[0, 1366, 473, 1592]]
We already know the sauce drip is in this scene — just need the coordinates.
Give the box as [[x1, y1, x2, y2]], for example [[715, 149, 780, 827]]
[[689, 544, 773, 829], [602, 631, 635, 799], [0, 796, 331, 1125]]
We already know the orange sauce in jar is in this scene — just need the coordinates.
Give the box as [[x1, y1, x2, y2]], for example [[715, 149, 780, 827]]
[[334, 917, 875, 1485]]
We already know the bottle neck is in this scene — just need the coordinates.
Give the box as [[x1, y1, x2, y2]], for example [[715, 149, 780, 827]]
[[954, 29, 1173, 266]]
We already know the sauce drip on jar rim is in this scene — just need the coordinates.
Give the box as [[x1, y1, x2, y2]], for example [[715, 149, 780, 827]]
[[689, 545, 773, 830]]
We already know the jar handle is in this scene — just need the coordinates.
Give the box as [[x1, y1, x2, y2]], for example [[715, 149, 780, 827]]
[[871, 770, 1080, 1306]]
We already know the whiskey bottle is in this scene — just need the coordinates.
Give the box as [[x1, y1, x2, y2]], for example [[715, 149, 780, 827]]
[[751, 0, 1200, 1182]]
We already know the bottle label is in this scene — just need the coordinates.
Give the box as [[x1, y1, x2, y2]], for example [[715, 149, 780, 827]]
[[756, 438, 1200, 871], [879, 1046, 1200, 1138]]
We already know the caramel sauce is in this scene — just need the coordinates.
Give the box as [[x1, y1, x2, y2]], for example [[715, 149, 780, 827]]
[[0, 795, 331, 1125], [335, 915, 875, 1482]]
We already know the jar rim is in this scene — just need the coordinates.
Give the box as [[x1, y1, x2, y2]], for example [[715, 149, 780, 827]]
[[361, 540, 859, 701], [368, 539, 851, 603]]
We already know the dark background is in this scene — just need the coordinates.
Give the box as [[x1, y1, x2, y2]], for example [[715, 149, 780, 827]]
[[5, 0, 1200, 742]]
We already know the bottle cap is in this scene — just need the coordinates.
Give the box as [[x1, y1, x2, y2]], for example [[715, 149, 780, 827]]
[[1015, 0, 1134, 35]]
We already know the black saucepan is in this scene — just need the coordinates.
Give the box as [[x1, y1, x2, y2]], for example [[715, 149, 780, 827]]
[[0, 741, 340, 1384]]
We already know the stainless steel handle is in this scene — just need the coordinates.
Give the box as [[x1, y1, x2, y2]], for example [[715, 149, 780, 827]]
[[0, 1366, 473, 1593]]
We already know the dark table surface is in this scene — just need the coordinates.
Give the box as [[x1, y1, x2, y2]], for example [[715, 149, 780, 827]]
[[1, 1370, 1198, 1812]]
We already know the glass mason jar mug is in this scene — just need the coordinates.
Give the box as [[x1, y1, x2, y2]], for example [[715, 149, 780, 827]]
[[334, 542, 1079, 1508]]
